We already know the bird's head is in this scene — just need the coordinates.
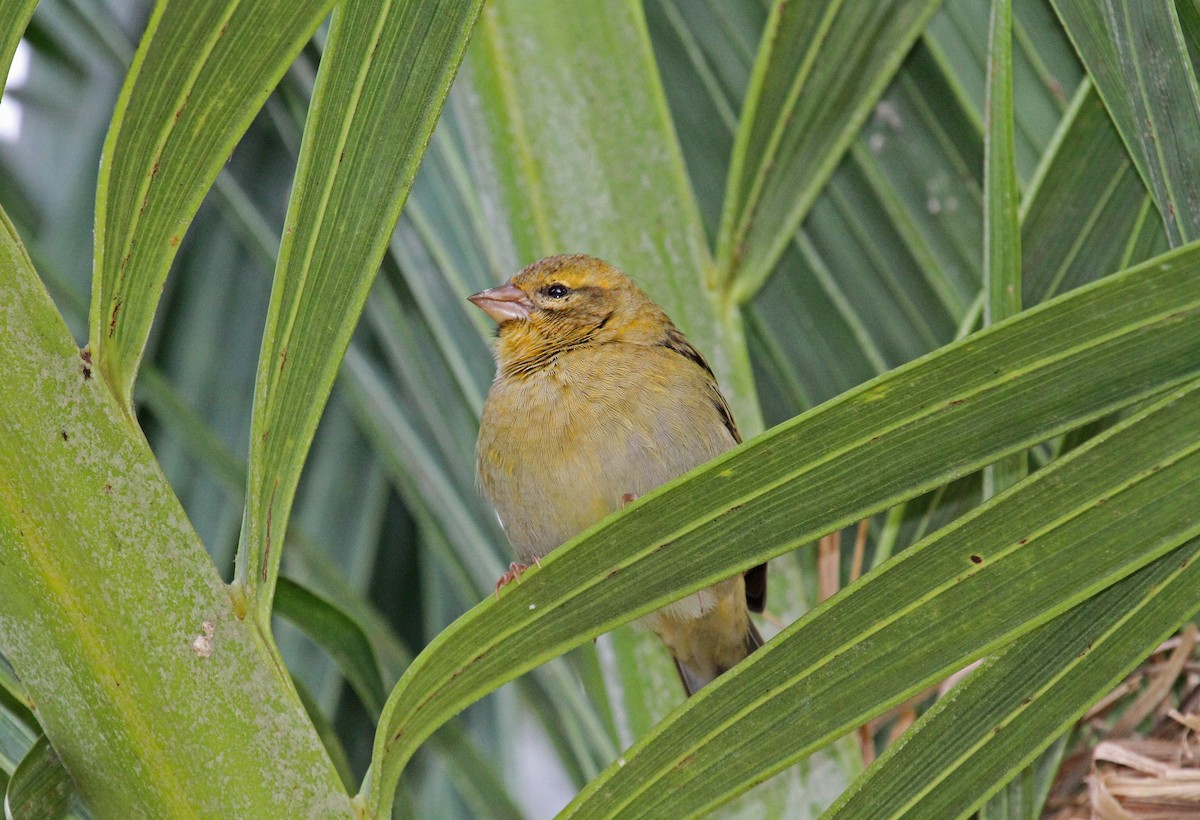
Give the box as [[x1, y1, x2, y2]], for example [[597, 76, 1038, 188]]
[[469, 254, 666, 375]]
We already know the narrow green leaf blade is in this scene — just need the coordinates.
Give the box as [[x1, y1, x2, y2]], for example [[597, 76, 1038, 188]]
[[364, 241, 1200, 816], [718, 0, 943, 299], [236, 0, 483, 619], [566, 383, 1200, 818], [0, 0, 37, 92], [1021, 80, 1165, 304], [89, 0, 336, 408], [275, 577, 387, 717], [4, 736, 73, 820], [0, 658, 30, 719], [829, 538, 1200, 818], [0, 694, 36, 781], [983, 0, 1025, 497], [1052, 0, 1200, 245], [984, 0, 1021, 326]]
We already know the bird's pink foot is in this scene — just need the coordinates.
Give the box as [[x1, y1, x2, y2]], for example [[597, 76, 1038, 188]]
[[495, 556, 543, 598], [494, 562, 528, 599]]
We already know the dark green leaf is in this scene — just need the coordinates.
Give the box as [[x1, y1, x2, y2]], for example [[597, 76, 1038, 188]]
[[718, 0, 944, 299], [1052, 0, 1200, 245], [566, 383, 1200, 818], [365, 241, 1200, 816], [4, 736, 73, 820], [275, 577, 386, 717], [829, 538, 1200, 817], [983, 0, 1027, 496], [1021, 81, 1164, 303]]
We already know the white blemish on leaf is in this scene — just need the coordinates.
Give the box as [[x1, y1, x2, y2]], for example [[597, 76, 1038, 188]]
[[191, 621, 215, 658]]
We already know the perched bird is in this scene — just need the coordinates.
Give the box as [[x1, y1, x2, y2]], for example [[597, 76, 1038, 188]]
[[470, 254, 766, 696]]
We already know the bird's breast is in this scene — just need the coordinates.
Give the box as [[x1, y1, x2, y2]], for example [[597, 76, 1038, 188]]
[[476, 345, 734, 563]]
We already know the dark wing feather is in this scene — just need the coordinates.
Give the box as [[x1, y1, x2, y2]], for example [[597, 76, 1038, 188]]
[[658, 324, 768, 614], [657, 325, 740, 443]]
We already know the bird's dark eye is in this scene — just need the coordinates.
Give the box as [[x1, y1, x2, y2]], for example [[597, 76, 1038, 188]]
[[544, 283, 570, 299]]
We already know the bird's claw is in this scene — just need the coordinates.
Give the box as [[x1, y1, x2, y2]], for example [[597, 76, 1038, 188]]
[[494, 562, 527, 598], [494, 558, 541, 599]]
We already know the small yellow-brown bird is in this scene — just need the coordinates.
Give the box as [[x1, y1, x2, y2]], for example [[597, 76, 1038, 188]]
[[470, 254, 765, 695]]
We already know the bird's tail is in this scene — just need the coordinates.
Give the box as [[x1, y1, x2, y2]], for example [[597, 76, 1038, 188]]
[[671, 613, 763, 698]]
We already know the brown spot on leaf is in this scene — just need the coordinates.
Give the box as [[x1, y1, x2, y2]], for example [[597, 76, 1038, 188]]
[[673, 753, 698, 771], [970, 554, 982, 564], [261, 483, 279, 582], [108, 298, 123, 337], [60, 429, 69, 441]]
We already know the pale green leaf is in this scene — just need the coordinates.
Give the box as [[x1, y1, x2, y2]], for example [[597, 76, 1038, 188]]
[[4, 736, 73, 820], [0, 206, 349, 814], [0, 695, 36, 779]]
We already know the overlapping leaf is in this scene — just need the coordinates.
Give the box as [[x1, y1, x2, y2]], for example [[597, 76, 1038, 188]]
[[1052, 0, 1200, 245], [237, 0, 484, 621], [90, 0, 336, 408], [566, 382, 1200, 817], [0, 206, 348, 815], [717, 0, 943, 299], [365, 243, 1200, 816], [828, 538, 1200, 817]]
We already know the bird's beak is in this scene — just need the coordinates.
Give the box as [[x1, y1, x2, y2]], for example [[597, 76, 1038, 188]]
[[468, 283, 533, 324]]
